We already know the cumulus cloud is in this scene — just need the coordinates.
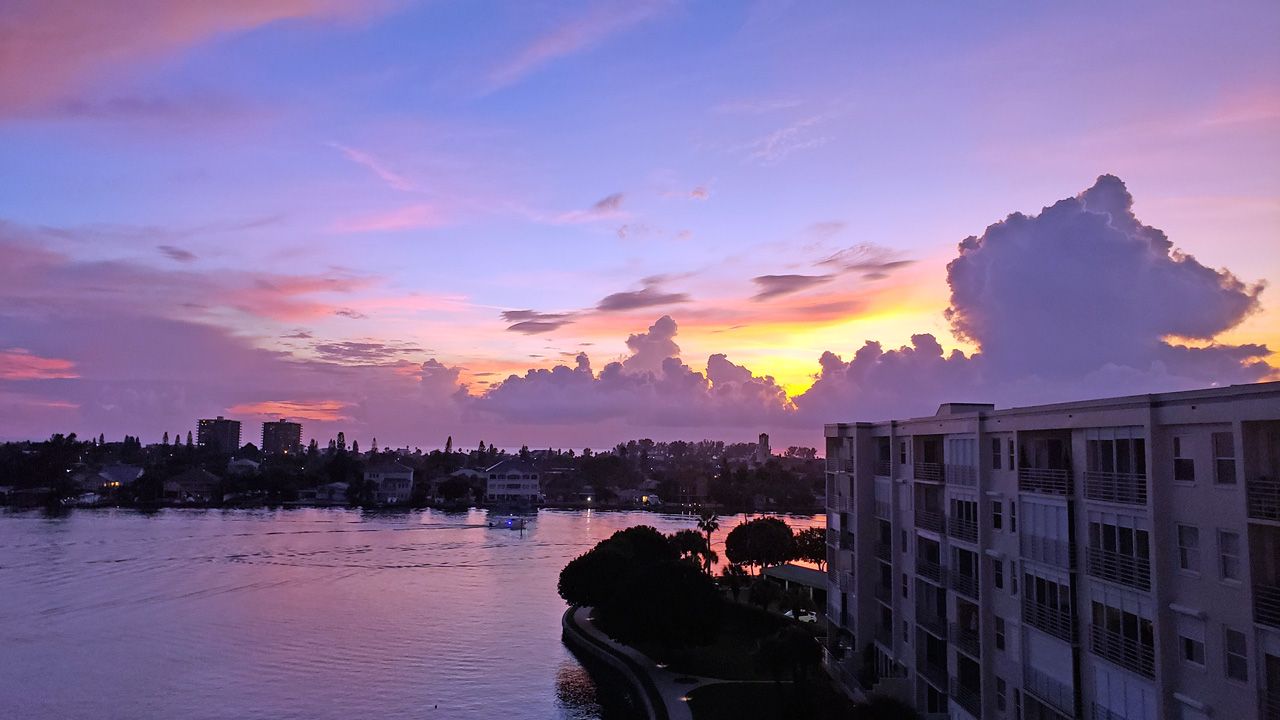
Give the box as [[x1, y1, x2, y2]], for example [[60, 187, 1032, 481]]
[[752, 274, 833, 300]]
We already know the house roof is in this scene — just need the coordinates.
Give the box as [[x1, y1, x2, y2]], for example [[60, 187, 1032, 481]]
[[763, 563, 827, 590], [485, 459, 539, 475], [167, 468, 221, 486], [98, 464, 143, 484]]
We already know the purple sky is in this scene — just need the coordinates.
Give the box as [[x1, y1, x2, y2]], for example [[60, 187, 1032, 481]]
[[1, 1, 1277, 450]]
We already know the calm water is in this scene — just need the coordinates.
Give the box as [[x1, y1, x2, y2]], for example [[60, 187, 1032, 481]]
[[0, 507, 821, 720]]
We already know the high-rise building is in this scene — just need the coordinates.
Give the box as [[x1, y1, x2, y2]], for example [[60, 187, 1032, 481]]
[[196, 416, 241, 454], [262, 419, 302, 455], [822, 382, 1280, 720]]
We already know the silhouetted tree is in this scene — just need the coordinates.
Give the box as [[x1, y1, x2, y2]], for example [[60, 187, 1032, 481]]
[[793, 527, 827, 570], [725, 517, 796, 574]]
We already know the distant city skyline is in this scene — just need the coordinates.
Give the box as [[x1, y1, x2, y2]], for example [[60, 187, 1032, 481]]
[[1, 1, 1277, 449]]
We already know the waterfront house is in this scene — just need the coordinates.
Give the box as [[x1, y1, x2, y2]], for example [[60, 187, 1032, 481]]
[[164, 468, 221, 503], [485, 459, 541, 504], [365, 462, 413, 504], [226, 458, 260, 476], [96, 464, 144, 491]]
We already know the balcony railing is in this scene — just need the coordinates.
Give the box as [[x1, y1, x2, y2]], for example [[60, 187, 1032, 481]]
[[875, 542, 892, 561], [945, 464, 977, 486], [950, 677, 981, 718], [915, 509, 945, 533], [917, 558, 945, 585], [917, 657, 948, 690], [1020, 535, 1076, 569], [1261, 686, 1280, 720], [1024, 664, 1075, 719], [1022, 595, 1075, 643], [914, 462, 944, 482], [830, 494, 853, 513], [948, 516, 978, 543], [1248, 477, 1280, 522], [1085, 546, 1151, 591], [874, 499, 892, 519], [1091, 702, 1130, 720], [1084, 470, 1147, 505], [1090, 625, 1154, 678], [1019, 467, 1072, 495], [917, 610, 948, 639], [951, 571, 979, 600], [875, 460, 892, 477], [826, 528, 839, 546], [1254, 583, 1280, 629], [950, 622, 980, 658]]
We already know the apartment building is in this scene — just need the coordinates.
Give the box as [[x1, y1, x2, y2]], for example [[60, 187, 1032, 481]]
[[823, 382, 1280, 720], [196, 415, 241, 454]]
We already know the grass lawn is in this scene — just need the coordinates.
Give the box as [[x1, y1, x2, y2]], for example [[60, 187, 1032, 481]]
[[630, 602, 796, 680], [685, 679, 860, 720]]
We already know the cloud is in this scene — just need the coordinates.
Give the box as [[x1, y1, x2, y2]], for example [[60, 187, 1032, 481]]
[[0, 0, 374, 117], [807, 221, 846, 238], [621, 315, 680, 375], [157, 245, 196, 262], [485, 2, 665, 93], [0, 348, 79, 380], [501, 310, 576, 334], [332, 204, 444, 233], [328, 142, 419, 193], [556, 192, 627, 224], [227, 399, 352, 423], [333, 308, 368, 319], [596, 285, 691, 312], [311, 341, 426, 364], [739, 114, 831, 165], [751, 274, 833, 301], [818, 243, 914, 279]]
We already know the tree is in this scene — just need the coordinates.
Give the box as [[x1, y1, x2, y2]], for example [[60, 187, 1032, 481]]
[[558, 525, 678, 609], [163, 432, 169, 445], [445, 436, 453, 454], [747, 577, 783, 611], [696, 510, 720, 575], [668, 529, 715, 569], [719, 563, 749, 599], [351, 440, 360, 455], [186, 431, 193, 447], [603, 560, 722, 656], [724, 517, 796, 573], [793, 527, 827, 570]]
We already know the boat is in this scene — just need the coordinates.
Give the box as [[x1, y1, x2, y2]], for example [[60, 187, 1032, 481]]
[[488, 515, 529, 530]]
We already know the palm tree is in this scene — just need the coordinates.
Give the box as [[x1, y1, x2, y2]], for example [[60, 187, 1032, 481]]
[[696, 509, 719, 575]]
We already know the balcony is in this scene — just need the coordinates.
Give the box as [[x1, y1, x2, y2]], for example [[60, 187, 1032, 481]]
[[1255, 583, 1280, 629], [916, 558, 945, 585], [1262, 686, 1280, 720], [1091, 703, 1130, 720], [830, 494, 853, 513], [874, 583, 892, 603], [875, 460, 892, 477], [1022, 595, 1075, 643], [917, 608, 948, 639], [950, 622, 980, 658], [1084, 470, 1147, 505], [874, 499, 892, 519], [914, 462, 944, 482], [1090, 625, 1154, 678], [1085, 546, 1151, 591], [1248, 477, 1280, 522], [951, 571, 979, 601], [917, 657, 948, 690], [948, 516, 978, 543], [826, 528, 839, 547], [839, 532, 855, 552], [874, 624, 893, 647], [1024, 664, 1075, 719], [915, 509, 945, 534], [835, 572, 854, 592], [945, 463, 976, 486], [1019, 467, 1072, 495], [950, 677, 981, 718], [875, 542, 892, 562], [1020, 535, 1076, 569]]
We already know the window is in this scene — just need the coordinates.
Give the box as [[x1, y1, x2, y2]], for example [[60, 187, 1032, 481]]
[[1224, 627, 1248, 681], [1219, 531, 1242, 581], [995, 617, 1006, 651], [901, 529, 907, 554], [902, 573, 908, 599], [1177, 524, 1200, 573], [902, 620, 909, 643], [996, 676, 1007, 712], [1181, 635, 1205, 666], [1213, 432, 1236, 485], [992, 558, 1004, 589], [1010, 562, 1018, 596], [899, 440, 908, 465], [992, 500, 1003, 530], [1010, 502, 1017, 533], [1173, 436, 1195, 482], [992, 438, 1002, 470]]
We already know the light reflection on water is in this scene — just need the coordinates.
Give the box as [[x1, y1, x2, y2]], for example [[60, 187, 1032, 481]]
[[0, 507, 821, 720]]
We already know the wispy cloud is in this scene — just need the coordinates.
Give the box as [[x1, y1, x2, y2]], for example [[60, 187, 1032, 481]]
[[501, 310, 576, 334], [597, 285, 691, 312], [328, 141, 420, 192], [227, 399, 352, 422], [740, 114, 831, 165], [554, 192, 627, 224], [484, 2, 667, 94], [332, 204, 444, 233], [0, 348, 79, 380], [751, 274, 834, 301], [819, 243, 915, 280]]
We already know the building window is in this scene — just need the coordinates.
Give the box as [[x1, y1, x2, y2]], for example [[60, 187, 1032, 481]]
[[1010, 502, 1017, 533], [901, 529, 907, 553], [902, 573, 908, 599], [1181, 635, 1205, 666], [992, 500, 1003, 530], [1173, 436, 1195, 482], [899, 440, 908, 465], [1010, 562, 1018, 596], [1224, 627, 1248, 681], [992, 438, 1002, 470], [996, 677, 1007, 712], [1008, 438, 1016, 470], [1213, 432, 1236, 485], [1218, 530, 1241, 581], [1177, 524, 1200, 573], [995, 617, 1006, 651], [992, 558, 1004, 589]]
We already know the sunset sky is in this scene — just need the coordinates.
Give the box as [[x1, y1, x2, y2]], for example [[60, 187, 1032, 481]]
[[1, 1, 1278, 449]]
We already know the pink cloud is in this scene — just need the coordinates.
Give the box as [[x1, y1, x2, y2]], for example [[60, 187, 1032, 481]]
[[227, 399, 352, 422], [327, 142, 420, 192], [332, 204, 446, 233], [0, 0, 379, 117], [0, 349, 79, 380]]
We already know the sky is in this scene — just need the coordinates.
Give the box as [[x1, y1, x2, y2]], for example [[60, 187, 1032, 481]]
[[0, 0, 1278, 450]]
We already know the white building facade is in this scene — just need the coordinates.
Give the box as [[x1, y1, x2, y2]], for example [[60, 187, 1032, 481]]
[[823, 382, 1280, 720], [485, 460, 542, 504]]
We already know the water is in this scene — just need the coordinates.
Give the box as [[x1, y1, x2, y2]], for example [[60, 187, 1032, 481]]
[[0, 507, 822, 720]]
